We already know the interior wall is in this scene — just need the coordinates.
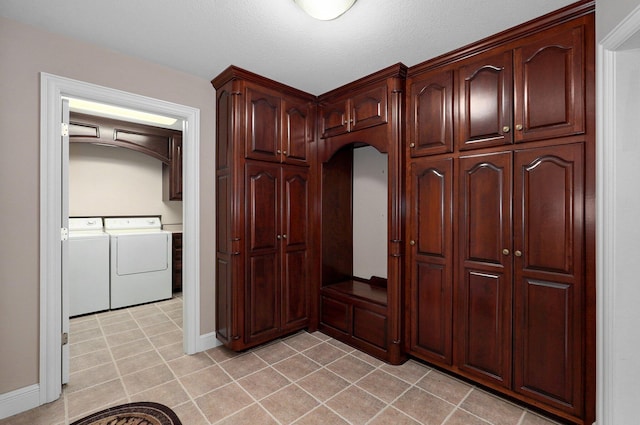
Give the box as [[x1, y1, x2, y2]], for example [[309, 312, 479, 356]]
[[597, 1, 640, 423], [352, 146, 388, 279], [608, 46, 640, 425], [0, 16, 216, 396], [69, 143, 182, 226]]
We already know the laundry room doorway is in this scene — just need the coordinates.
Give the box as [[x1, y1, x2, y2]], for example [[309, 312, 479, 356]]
[[40, 73, 201, 405]]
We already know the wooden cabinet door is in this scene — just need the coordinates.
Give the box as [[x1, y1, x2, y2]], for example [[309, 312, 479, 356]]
[[350, 85, 388, 133], [283, 97, 314, 165], [513, 22, 585, 143], [409, 70, 454, 157], [457, 152, 513, 388], [245, 162, 281, 344], [409, 158, 453, 364], [458, 50, 513, 151], [320, 98, 349, 138], [281, 166, 310, 330], [168, 134, 182, 200], [246, 85, 281, 162], [512, 144, 584, 416]]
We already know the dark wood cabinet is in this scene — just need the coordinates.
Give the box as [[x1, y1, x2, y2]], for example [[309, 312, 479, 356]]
[[408, 69, 454, 157], [512, 143, 585, 415], [406, 4, 594, 424], [457, 50, 513, 151], [172, 232, 182, 292], [68, 112, 183, 200], [211, 2, 594, 422], [212, 67, 316, 351], [408, 157, 453, 365], [245, 84, 315, 165], [244, 162, 310, 345], [317, 64, 407, 364], [319, 83, 388, 139], [457, 152, 514, 388], [457, 18, 586, 151], [166, 134, 182, 200]]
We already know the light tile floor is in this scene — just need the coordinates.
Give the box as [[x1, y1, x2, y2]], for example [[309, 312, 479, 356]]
[[0, 295, 563, 425]]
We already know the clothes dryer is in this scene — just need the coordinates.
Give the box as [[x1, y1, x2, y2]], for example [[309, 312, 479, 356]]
[[104, 217, 172, 309]]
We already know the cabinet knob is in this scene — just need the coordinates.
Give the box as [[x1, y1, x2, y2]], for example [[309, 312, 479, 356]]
[[503, 126, 510, 133], [283, 150, 287, 156], [409, 143, 415, 148], [514, 250, 522, 257], [277, 235, 281, 240], [502, 248, 510, 255], [409, 240, 416, 246], [277, 149, 281, 154], [516, 124, 523, 131], [282, 234, 287, 239]]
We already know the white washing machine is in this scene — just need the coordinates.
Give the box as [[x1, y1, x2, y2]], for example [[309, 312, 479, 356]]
[[104, 217, 172, 309], [68, 217, 110, 316]]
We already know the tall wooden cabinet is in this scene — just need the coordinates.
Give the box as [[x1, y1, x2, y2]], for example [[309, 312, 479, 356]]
[[212, 67, 317, 351], [406, 3, 594, 424]]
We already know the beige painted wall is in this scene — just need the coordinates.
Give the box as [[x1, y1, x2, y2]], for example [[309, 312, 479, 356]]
[[0, 17, 216, 395], [69, 143, 183, 225]]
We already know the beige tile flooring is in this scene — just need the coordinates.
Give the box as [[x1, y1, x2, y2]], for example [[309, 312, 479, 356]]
[[0, 295, 563, 425]]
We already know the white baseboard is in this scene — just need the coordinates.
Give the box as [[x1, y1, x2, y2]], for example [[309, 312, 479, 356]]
[[0, 384, 40, 420], [197, 331, 221, 352]]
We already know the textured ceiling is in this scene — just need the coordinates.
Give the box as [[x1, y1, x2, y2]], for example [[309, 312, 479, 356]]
[[0, 0, 577, 94]]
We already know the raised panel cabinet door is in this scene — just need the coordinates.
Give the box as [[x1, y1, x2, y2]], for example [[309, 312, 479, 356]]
[[245, 162, 281, 343], [168, 134, 182, 200], [409, 158, 453, 364], [320, 98, 349, 138], [409, 70, 454, 157], [512, 143, 584, 416], [246, 85, 281, 162], [457, 152, 513, 387], [350, 85, 388, 133], [281, 166, 310, 330], [513, 20, 585, 143], [283, 97, 314, 165], [458, 50, 513, 151]]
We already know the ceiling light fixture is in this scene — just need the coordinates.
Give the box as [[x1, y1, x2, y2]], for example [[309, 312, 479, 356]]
[[66, 98, 178, 127], [294, 0, 357, 21]]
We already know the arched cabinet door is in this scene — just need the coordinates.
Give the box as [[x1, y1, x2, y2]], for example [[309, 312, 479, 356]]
[[513, 22, 585, 143], [456, 151, 513, 389], [457, 50, 513, 151], [513, 143, 584, 416], [408, 158, 453, 364], [408, 69, 454, 157]]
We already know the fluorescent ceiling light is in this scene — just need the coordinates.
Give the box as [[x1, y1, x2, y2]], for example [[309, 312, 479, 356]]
[[294, 0, 357, 20], [66, 98, 178, 127]]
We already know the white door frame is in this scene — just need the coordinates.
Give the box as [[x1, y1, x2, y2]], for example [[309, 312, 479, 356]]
[[597, 4, 640, 425], [39, 73, 201, 403]]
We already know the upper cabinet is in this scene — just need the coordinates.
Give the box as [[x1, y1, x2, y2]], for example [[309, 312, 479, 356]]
[[408, 69, 454, 156], [69, 112, 183, 200], [409, 17, 587, 156], [458, 21, 584, 151], [319, 81, 389, 139], [244, 83, 315, 165]]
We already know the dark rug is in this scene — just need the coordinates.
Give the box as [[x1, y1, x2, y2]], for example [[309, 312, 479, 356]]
[[70, 402, 182, 425]]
